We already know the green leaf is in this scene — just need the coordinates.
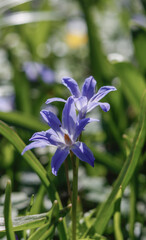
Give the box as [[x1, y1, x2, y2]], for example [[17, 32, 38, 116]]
[[113, 186, 124, 240], [0, 11, 64, 27], [114, 62, 146, 112], [30, 185, 46, 215], [0, 203, 71, 233], [27, 200, 59, 240], [0, 111, 48, 131], [39, 225, 55, 240], [0, 120, 50, 189], [132, 30, 146, 73], [129, 174, 137, 240], [1, 212, 51, 232], [78, 0, 112, 84], [79, 232, 107, 240], [4, 180, 16, 240], [82, 90, 146, 237], [0, 0, 31, 14], [0, 120, 67, 239]]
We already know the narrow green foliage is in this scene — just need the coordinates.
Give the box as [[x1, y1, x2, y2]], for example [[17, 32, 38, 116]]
[[26, 194, 35, 215], [82, 91, 146, 237], [27, 200, 59, 240], [0, 111, 48, 131], [114, 186, 123, 240], [39, 225, 55, 240], [0, 120, 67, 239], [0, 202, 71, 233], [23, 194, 35, 239], [78, 0, 112, 84], [114, 62, 146, 112], [4, 180, 16, 240], [30, 185, 46, 215], [0, 213, 50, 232], [129, 174, 137, 240]]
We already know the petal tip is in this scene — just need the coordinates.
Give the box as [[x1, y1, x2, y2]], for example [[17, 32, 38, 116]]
[[52, 168, 57, 176]]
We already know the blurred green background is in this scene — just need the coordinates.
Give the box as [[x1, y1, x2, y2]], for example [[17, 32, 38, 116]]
[[0, 0, 146, 239]]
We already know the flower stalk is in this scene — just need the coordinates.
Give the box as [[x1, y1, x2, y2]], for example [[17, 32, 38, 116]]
[[71, 151, 79, 240], [64, 158, 72, 201]]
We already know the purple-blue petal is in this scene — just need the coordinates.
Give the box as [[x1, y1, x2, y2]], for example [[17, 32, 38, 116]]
[[62, 77, 81, 98], [45, 97, 66, 105], [72, 142, 95, 167], [30, 129, 61, 146], [90, 86, 116, 102], [40, 110, 62, 133], [98, 102, 110, 112], [75, 96, 87, 111], [74, 118, 99, 141], [87, 101, 110, 113], [21, 141, 49, 155], [62, 97, 77, 135], [75, 96, 88, 119], [51, 148, 69, 176], [82, 76, 96, 100]]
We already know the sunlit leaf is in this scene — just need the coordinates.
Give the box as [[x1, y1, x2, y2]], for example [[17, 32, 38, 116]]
[[0, 0, 31, 14], [0, 11, 64, 27], [0, 202, 71, 233]]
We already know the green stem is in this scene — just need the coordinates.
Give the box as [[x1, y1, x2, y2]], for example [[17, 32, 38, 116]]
[[70, 151, 79, 240], [64, 158, 72, 201]]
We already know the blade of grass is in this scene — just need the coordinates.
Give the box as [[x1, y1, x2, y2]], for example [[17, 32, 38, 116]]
[[129, 173, 137, 240], [82, 90, 146, 237], [0, 111, 48, 131], [4, 180, 16, 240], [0, 203, 71, 233], [0, 0, 31, 14], [114, 62, 146, 112], [114, 186, 124, 240], [78, 0, 112, 85], [0, 120, 67, 239], [0, 11, 64, 27]]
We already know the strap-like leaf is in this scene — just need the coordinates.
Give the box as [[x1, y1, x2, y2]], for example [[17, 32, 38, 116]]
[[113, 186, 123, 240], [4, 180, 16, 240], [82, 90, 146, 237], [0, 120, 67, 239], [0, 111, 48, 131], [0, 203, 71, 233]]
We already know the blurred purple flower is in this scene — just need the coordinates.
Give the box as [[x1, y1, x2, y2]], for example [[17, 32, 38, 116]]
[[23, 62, 55, 83], [46, 76, 117, 118], [15, 234, 19, 240], [22, 97, 98, 176], [0, 95, 15, 112]]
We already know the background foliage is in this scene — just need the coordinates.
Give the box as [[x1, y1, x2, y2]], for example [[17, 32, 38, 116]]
[[0, 0, 145, 239]]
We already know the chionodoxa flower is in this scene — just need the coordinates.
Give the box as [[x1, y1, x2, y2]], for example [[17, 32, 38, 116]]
[[46, 76, 117, 119], [22, 97, 99, 176]]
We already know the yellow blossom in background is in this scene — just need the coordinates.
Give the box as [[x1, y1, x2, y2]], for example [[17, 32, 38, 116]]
[[65, 33, 88, 49]]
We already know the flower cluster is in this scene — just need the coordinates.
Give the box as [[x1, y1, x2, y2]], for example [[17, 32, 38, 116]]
[[22, 76, 116, 175]]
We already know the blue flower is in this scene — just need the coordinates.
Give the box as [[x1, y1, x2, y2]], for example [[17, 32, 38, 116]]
[[46, 76, 117, 118], [22, 97, 98, 176], [23, 62, 55, 84]]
